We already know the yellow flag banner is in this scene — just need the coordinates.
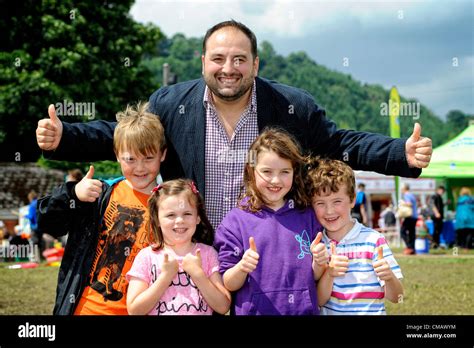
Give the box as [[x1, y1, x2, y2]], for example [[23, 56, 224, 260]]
[[389, 86, 401, 139], [389, 86, 401, 206]]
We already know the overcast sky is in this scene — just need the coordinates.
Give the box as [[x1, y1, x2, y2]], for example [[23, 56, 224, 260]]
[[130, 0, 473, 120]]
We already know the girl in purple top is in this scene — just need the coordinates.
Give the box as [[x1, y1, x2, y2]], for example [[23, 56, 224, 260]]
[[214, 128, 328, 315], [126, 179, 231, 315]]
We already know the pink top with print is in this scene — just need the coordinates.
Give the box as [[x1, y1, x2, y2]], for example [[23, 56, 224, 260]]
[[126, 243, 220, 315]]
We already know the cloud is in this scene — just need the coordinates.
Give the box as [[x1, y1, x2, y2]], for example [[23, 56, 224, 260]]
[[130, 0, 473, 118], [397, 55, 474, 118]]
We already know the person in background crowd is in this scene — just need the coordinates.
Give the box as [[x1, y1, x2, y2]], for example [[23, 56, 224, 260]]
[[430, 185, 445, 249], [379, 203, 396, 230], [25, 190, 43, 258], [66, 168, 84, 182], [351, 183, 368, 225], [455, 187, 474, 249], [400, 184, 418, 255]]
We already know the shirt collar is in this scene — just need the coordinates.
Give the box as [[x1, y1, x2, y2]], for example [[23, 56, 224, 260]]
[[323, 218, 362, 244]]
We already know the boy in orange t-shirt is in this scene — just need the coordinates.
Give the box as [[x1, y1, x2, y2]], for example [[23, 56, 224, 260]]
[[37, 102, 166, 315]]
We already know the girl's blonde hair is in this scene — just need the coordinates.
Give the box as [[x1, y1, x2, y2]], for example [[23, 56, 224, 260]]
[[147, 179, 214, 251], [240, 127, 310, 212], [114, 102, 167, 157]]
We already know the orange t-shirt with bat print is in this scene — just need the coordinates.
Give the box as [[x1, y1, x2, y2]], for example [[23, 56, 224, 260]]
[[74, 180, 150, 315]]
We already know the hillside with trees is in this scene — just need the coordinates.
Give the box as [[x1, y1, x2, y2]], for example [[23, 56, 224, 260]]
[[1, 3, 471, 173], [145, 34, 472, 148]]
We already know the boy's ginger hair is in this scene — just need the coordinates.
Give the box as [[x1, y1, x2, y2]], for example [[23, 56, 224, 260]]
[[307, 158, 356, 201], [114, 102, 166, 156]]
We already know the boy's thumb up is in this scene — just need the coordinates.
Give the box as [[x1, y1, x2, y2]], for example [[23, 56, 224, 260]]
[[85, 166, 94, 179], [249, 237, 257, 253], [196, 248, 202, 261], [330, 242, 337, 256], [377, 246, 384, 260], [329, 242, 337, 266], [85, 165, 95, 179], [310, 232, 323, 249]]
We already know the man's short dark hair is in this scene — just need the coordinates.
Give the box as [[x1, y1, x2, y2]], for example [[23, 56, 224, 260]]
[[202, 20, 258, 60]]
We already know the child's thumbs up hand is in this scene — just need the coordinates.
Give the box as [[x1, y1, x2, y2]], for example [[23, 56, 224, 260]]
[[74, 165, 103, 202], [239, 237, 259, 274], [328, 242, 349, 277], [373, 246, 395, 281], [182, 248, 204, 279], [310, 232, 329, 266], [162, 253, 179, 280]]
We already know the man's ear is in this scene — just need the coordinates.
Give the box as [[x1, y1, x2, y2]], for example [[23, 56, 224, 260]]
[[201, 54, 205, 75], [160, 148, 167, 162], [253, 56, 259, 76]]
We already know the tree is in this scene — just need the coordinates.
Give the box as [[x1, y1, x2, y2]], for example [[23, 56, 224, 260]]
[[142, 33, 202, 86], [445, 110, 473, 139], [0, 0, 163, 162]]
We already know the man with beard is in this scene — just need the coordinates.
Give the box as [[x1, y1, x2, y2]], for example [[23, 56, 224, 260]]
[[36, 20, 433, 230]]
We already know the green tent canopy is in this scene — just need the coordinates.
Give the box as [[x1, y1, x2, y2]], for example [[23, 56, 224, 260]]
[[421, 125, 474, 178]]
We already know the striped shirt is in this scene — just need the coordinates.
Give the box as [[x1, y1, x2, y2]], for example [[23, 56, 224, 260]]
[[320, 220, 403, 315], [203, 81, 259, 230]]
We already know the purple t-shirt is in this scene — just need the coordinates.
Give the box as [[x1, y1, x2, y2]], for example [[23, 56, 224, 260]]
[[214, 200, 322, 315]]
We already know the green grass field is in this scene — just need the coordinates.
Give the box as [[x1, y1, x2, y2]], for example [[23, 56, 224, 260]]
[[0, 248, 473, 315]]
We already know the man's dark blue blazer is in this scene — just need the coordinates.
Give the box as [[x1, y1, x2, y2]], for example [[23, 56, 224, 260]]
[[51, 77, 421, 197]]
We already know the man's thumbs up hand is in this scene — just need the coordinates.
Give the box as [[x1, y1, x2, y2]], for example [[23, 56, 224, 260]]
[[405, 122, 432, 168], [36, 104, 63, 151], [238, 237, 260, 274], [310, 232, 329, 266], [74, 165, 103, 202]]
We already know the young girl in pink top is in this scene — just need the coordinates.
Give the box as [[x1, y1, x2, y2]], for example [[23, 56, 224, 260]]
[[126, 179, 230, 315]]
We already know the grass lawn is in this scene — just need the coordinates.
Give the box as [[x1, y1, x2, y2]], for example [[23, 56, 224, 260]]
[[386, 247, 474, 315], [0, 247, 473, 315], [0, 262, 59, 314]]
